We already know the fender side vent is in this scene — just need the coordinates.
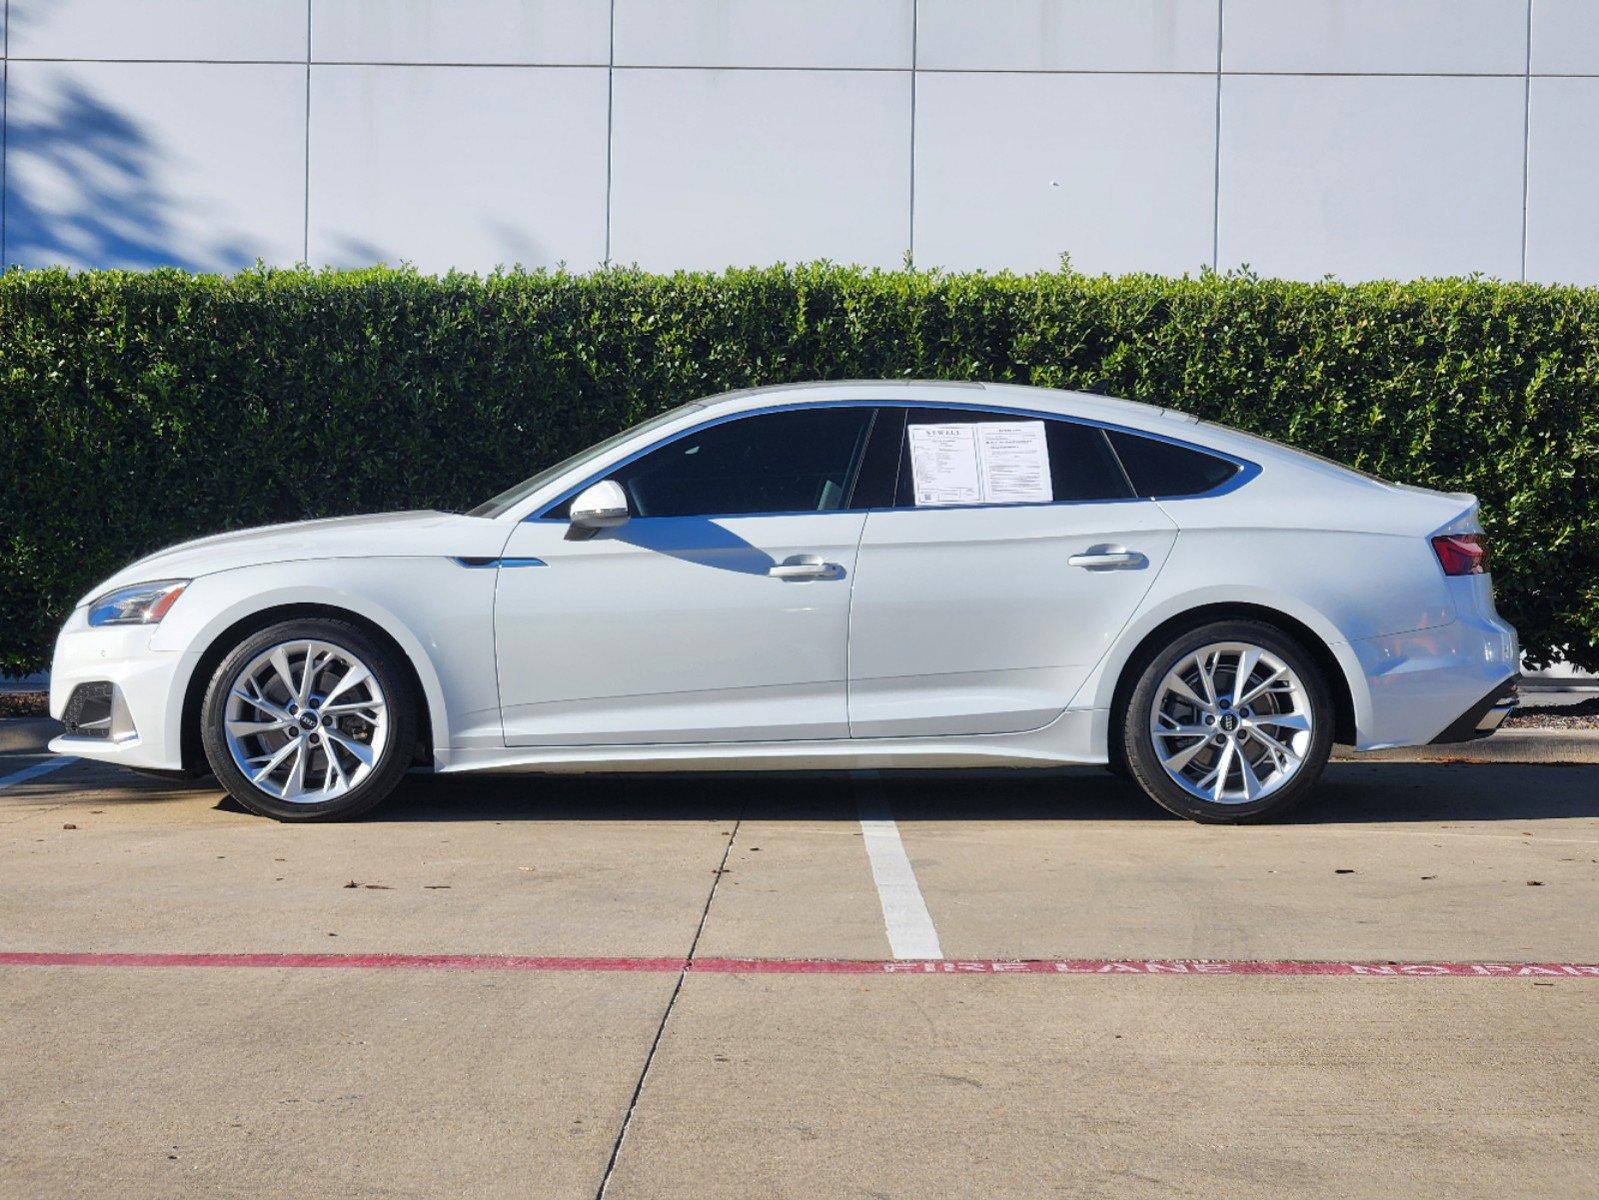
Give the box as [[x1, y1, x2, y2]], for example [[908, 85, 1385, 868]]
[[452, 557, 547, 569]]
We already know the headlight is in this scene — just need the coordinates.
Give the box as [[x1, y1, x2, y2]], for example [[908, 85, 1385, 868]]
[[87, 580, 190, 627]]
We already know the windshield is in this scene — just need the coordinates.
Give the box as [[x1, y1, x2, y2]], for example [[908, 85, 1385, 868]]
[[465, 403, 704, 518]]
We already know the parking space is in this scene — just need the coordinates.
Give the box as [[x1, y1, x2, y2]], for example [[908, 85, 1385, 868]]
[[610, 973, 1598, 1199], [884, 764, 1599, 963], [2, 750, 1597, 1197]]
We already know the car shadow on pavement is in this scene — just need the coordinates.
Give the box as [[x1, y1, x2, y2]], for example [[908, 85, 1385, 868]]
[[352, 760, 1599, 826]]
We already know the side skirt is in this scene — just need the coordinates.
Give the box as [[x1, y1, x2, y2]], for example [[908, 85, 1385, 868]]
[[433, 708, 1106, 775]]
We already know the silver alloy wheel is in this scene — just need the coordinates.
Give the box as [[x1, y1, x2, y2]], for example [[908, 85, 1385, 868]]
[[1148, 641, 1313, 805], [222, 639, 389, 803]]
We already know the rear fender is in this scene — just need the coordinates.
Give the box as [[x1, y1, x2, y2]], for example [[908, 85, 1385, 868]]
[[1074, 585, 1374, 737]]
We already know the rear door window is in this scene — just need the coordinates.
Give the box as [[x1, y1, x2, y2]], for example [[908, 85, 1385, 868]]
[[886, 407, 1135, 508]]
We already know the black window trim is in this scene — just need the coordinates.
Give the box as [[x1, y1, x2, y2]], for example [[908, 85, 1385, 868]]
[[530, 399, 1259, 521], [847, 404, 905, 511]]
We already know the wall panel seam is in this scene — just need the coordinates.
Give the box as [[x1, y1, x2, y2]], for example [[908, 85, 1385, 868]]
[[604, 0, 615, 264], [303, 0, 311, 264], [1519, 0, 1533, 281], [908, 0, 917, 267], [2, 0, 8, 269], [1212, 0, 1223, 271]]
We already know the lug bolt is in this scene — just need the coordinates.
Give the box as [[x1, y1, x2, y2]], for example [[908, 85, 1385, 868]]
[[287, 703, 297, 715], [288, 726, 300, 737], [1204, 715, 1215, 726], [322, 715, 332, 727], [1218, 698, 1230, 710], [1212, 734, 1226, 745]]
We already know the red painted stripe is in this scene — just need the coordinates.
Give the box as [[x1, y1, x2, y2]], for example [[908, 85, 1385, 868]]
[[1, 951, 1597, 978], [0, 951, 684, 973]]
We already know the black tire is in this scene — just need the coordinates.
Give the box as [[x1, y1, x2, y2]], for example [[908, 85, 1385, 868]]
[[125, 766, 210, 784], [1121, 619, 1334, 824], [1100, 747, 1131, 781], [200, 619, 417, 822]]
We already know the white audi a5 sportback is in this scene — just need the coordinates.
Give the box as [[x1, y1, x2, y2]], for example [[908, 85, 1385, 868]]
[[50, 381, 1520, 824]]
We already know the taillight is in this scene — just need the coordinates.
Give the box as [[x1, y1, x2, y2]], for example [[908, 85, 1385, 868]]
[[1432, 533, 1489, 576]]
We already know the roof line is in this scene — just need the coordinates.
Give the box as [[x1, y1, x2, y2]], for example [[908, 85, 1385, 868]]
[[699, 379, 989, 405]]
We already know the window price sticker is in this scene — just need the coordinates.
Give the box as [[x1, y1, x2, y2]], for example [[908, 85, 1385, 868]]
[[908, 421, 1052, 507]]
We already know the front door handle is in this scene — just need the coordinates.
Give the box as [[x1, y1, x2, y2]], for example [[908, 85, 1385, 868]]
[[1068, 545, 1147, 571], [769, 554, 844, 581]]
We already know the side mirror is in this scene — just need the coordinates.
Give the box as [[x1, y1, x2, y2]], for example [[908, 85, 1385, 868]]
[[568, 480, 630, 536]]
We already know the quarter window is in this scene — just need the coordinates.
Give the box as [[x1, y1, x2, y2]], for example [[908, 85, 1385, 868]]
[[1106, 430, 1239, 498], [602, 407, 875, 518]]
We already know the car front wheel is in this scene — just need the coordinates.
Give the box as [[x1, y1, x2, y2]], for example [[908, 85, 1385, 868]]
[[1121, 620, 1334, 824], [200, 619, 417, 821]]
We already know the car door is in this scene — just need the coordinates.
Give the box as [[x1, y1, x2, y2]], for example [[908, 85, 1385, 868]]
[[847, 406, 1180, 737], [493, 405, 877, 746]]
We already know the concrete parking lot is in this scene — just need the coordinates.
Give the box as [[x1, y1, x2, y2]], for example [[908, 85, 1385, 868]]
[[2, 747, 1597, 1198]]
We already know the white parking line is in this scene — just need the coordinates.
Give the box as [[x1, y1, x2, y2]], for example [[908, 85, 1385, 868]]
[[855, 773, 944, 961], [0, 757, 78, 790]]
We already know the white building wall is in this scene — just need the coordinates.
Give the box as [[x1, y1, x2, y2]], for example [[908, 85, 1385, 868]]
[[2, 0, 1595, 282]]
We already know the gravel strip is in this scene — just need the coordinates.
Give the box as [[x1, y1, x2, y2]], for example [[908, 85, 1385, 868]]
[[0, 691, 48, 718], [1507, 697, 1599, 730]]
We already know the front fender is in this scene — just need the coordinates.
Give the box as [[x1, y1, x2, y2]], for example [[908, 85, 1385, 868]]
[[151, 559, 503, 765]]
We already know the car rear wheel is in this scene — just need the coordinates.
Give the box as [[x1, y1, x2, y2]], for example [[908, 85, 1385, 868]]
[[200, 619, 416, 821], [1121, 620, 1334, 824]]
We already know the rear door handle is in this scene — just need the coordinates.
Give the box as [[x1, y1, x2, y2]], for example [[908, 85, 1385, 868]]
[[769, 554, 844, 581], [1068, 545, 1147, 571]]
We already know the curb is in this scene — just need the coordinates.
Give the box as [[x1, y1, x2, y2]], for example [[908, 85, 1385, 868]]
[[0, 718, 63, 756], [1335, 728, 1599, 766]]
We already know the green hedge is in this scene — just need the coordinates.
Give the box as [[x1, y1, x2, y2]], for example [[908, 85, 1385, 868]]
[[2, 264, 1596, 675]]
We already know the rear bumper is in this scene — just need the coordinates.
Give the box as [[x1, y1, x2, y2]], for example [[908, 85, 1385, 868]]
[[1348, 608, 1519, 750], [1430, 674, 1521, 744]]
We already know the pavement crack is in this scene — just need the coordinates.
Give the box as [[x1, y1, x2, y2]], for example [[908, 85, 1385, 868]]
[[593, 806, 745, 1200]]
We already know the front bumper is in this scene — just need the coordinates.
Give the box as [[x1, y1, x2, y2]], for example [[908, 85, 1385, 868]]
[[1430, 675, 1521, 744], [48, 614, 192, 770]]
